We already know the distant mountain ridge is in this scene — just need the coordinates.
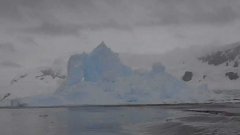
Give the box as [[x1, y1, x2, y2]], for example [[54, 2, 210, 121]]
[[198, 42, 240, 66]]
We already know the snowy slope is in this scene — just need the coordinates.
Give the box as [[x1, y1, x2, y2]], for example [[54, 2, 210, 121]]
[[0, 66, 67, 106], [7, 67, 66, 99], [160, 42, 240, 91], [20, 42, 217, 106]]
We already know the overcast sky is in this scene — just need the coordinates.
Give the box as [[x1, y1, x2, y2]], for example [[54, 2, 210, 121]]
[[1, 0, 240, 72]]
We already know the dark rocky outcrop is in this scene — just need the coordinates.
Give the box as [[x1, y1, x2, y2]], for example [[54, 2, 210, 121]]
[[182, 71, 193, 82], [225, 72, 239, 80], [36, 68, 66, 80], [233, 61, 239, 67]]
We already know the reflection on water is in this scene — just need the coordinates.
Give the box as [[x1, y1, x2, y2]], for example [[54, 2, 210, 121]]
[[0, 108, 68, 135], [67, 107, 173, 135], [0, 107, 175, 135]]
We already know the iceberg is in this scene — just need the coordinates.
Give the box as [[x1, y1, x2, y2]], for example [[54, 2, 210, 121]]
[[21, 42, 216, 106]]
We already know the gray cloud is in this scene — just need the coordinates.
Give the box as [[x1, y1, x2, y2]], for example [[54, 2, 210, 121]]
[[18, 36, 38, 46], [0, 1, 23, 20], [0, 0, 43, 21], [1, 0, 240, 36], [21, 20, 131, 36], [23, 22, 80, 36], [150, 0, 240, 25], [0, 43, 16, 53], [0, 61, 21, 68], [54, 0, 240, 26]]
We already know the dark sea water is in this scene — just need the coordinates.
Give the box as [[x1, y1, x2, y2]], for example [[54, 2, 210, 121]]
[[0, 103, 240, 135]]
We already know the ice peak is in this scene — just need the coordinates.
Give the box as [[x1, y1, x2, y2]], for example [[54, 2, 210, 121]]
[[99, 41, 106, 47], [91, 41, 116, 58], [93, 41, 109, 51]]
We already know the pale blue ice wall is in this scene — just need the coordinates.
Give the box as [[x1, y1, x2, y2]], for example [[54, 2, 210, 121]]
[[67, 42, 132, 85], [67, 53, 87, 85]]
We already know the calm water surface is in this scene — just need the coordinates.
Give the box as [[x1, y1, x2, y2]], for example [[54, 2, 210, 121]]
[[0, 104, 240, 135]]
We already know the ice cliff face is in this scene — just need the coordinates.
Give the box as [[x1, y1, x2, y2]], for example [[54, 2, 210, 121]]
[[67, 41, 132, 85]]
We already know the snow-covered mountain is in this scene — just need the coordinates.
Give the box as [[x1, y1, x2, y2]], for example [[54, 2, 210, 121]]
[[0, 66, 67, 106], [19, 42, 215, 106], [8, 67, 66, 98], [159, 42, 240, 91]]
